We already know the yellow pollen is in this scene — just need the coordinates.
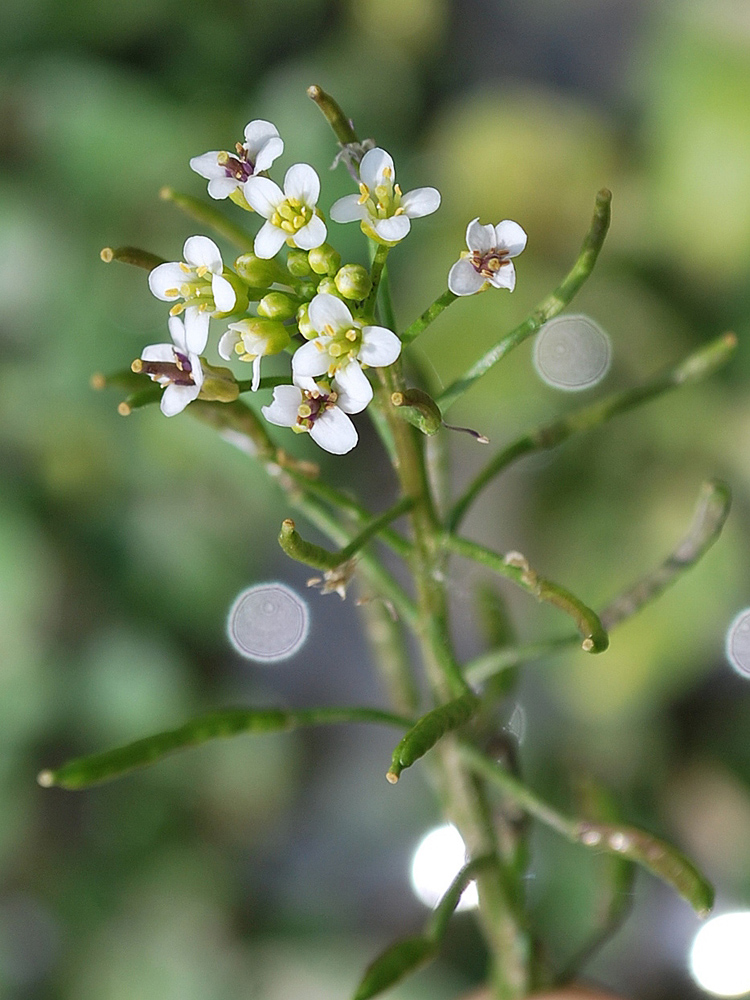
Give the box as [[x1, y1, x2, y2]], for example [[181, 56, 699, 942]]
[[394, 183, 402, 197], [179, 262, 191, 273], [196, 265, 209, 277], [217, 151, 230, 165], [315, 341, 325, 351], [358, 183, 370, 205], [394, 207, 405, 215], [345, 330, 357, 342], [131, 359, 143, 373], [323, 324, 335, 336], [164, 287, 180, 298], [169, 303, 184, 316], [383, 166, 393, 179], [280, 221, 295, 233]]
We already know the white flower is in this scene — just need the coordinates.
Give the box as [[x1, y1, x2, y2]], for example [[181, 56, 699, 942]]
[[134, 316, 204, 417], [329, 147, 440, 245], [291, 294, 400, 398], [261, 371, 371, 455], [448, 218, 527, 296], [244, 164, 327, 259], [189, 120, 284, 201], [148, 236, 237, 353], [218, 318, 291, 391]]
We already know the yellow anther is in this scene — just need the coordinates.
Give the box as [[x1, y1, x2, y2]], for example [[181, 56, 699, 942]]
[[383, 166, 393, 179], [196, 265, 209, 277], [169, 303, 184, 316], [280, 221, 295, 234], [329, 343, 343, 357], [179, 262, 191, 272], [217, 151, 230, 165], [315, 341, 325, 351], [394, 183, 402, 197], [278, 203, 295, 221], [164, 287, 180, 298], [238, 352, 255, 363], [345, 330, 357, 342], [180, 283, 192, 296], [292, 215, 305, 230], [394, 207, 405, 215], [324, 324, 335, 337], [131, 359, 144, 373]]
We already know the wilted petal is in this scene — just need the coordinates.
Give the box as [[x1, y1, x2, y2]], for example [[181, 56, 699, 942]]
[[448, 258, 486, 296], [244, 175, 284, 218], [465, 218, 495, 253], [254, 220, 288, 259], [189, 151, 224, 180], [148, 262, 184, 300], [373, 215, 411, 243], [488, 261, 516, 292], [293, 213, 326, 251], [183, 307, 210, 353], [218, 328, 241, 361], [141, 342, 175, 363], [211, 273, 236, 312], [309, 293, 354, 334], [254, 136, 284, 174], [161, 382, 200, 417], [310, 406, 358, 454], [183, 236, 223, 273], [334, 362, 372, 413], [284, 163, 320, 206], [360, 147, 395, 191], [359, 326, 401, 368], [329, 194, 366, 223], [207, 176, 239, 200], [400, 186, 440, 219], [262, 385, 303, 427], [292, 339, 329, 378], [494, 220, 527, 257]]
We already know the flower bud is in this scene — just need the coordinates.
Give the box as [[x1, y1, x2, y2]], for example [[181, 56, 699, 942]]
[[232, 317, 290, 357], [308, 243, 341, 276], [215, 270, 249, 316], [297, 279, 318, 301], [296, 303, 317, 340], [199, 363, 240, 403], [316, 277, 344, 299], [257, 292, 297, 321], [335, 264, 372, 300], [234, 253, 281, 288], [286, 249, 313, 277]]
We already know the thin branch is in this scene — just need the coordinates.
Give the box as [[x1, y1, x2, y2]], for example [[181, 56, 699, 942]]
[[159, 187, 254, 252]]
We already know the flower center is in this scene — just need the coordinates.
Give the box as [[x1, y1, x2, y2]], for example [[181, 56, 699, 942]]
[[217, 143, 255, 182], [322, 322, 362, 370], [358, 167, 404, 220], [295, 387, 337, 431], [470, 248, 511, 278], [165, 263, 215, 316], [271, 198, 313, 234]]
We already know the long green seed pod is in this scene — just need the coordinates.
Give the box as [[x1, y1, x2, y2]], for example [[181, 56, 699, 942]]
[[100, 246, 166, 270], [386, 692, 479, 783]]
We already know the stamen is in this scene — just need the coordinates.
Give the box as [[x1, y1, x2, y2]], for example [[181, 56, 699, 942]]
[[179, 262, 191, 273], [169, 303, 184, 316], [164, 287, 180, 298], [195, 265, 209, 277], [345, 330, 357, 342], [217, 151, 230, 166]]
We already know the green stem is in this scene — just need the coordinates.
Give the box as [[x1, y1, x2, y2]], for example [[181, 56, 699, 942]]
[[401, 289, 457, 345], [40, 706, 413, 789], [448, 331, 738, 530], [366, 243, 391, 318], [307, 84, 359, 145], [159, 187, 254, 252], [359, 598, 420, 716], [444, 535, 608, 653], [437, 189, 612, 413]]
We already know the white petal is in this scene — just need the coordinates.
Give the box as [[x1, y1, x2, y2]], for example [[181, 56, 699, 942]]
[[253, 136, 284, 174], [183, 236, 223, 273], [329, 194, 366, 224], [333, 362, 372, 413], [243, 120, 280, 156], [161, 382, 200, 417], [207, 176, 239, 200], [218, 328, 241, 361], [448, 258, 486, 296], [167, 315, 188, 353], [400, 186, 441, 219], [251, 356, 262, 391], [488, 261, 516, 292], [190, 354, 204, 391], [141, 342, 175, 363], [494, 220, 527, 257], [373, 215, 411, 243], [189, 152, 224, 180], [211, 273, 236, 312], [254, 221, 288, 259], [465, 218, 495, 253], [359, 326, 402, 368], [244, 176, 284, 218], [308, 293, 354, 334], [292, 213, 326, 250], [360, 147, 395, 191], [310, 406, 358, 454], [183, 307, 210, 353], [284, 163, 320, 207], [292, 339, 330, 378], [148, 262, 184, 300], [262, 385, 302, 427], [293, 375, 319, 393]]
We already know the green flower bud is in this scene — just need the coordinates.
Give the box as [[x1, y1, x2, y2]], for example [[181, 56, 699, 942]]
[[215, 270, 249, 317], [199, 363, 240, 403], [308, 243, 341, 276], [334, 264, 372, 301], [296, 303, 317, 340], [257, 292, 297, 321], [234, 253, 282, 288], [233, 318, 290, 357], [316, 277, 344, 299], [286, 249, 312, 277], [297, 279, 318, 301]]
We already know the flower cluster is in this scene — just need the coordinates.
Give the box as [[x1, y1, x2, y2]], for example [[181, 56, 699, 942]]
[[131, 116, 525, 451]]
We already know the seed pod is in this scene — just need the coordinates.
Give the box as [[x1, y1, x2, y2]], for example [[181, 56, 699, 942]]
[[387, 692, 479, 782], [391, 387, 442, 436]]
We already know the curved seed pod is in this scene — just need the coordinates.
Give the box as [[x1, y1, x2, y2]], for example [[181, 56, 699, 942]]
[[387, 693, 479, 783], [278, 518, 342, 571], [352, 937, 436, 1000], [391, 388, 442, 436]]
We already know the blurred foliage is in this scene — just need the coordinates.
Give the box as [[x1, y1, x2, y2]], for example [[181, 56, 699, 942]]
[[1, 1, 750, 998]]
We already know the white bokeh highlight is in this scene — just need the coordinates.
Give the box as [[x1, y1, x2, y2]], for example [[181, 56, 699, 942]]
[[410, 823, 479, 911], [690, 911, 750, 996], [533, 314, 612, 391], [227, 583, 309, 663], [726, 609, 750, 678]]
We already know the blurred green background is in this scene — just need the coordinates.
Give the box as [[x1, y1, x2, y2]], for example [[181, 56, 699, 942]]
[[1, 0, 750, 997]]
